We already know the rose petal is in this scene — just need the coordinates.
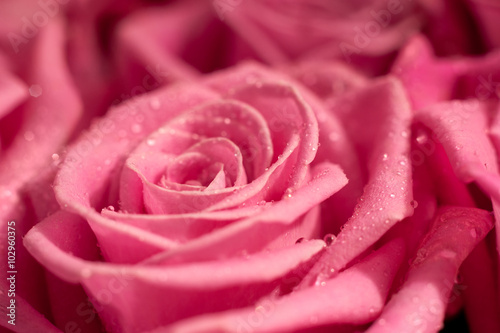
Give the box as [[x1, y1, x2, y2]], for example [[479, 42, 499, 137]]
[[367, 207, 494, 333], [101, 204, 263, 242], [461, 237, 500, 333], [204, 61, 363, 228], [163, 238, 405, 333], [55, 84, 217, 263], [466, 0, 500, 50], [24, 211, 326, 332], [0, 19, 82, 190], [0, 67, 27, 119], [119, 99, 273, 213], [142, 162, 347, 265], [416, 98, 500, 248], [140, 138, 246, 215], [391, 35, 466, 110], [0, 294, 61, 333], [115, 0, 211, 91], [227, 81, 318, 191], [283, 60, 367, 101], [299, 76, 413, 287]]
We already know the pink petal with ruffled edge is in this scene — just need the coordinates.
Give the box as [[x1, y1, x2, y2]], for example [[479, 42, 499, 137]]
[[101, 204, 263, 243], [24, 210, 326, 333], [367, 207, 494, 333], [160, 238, 405, 333], [416, 99, 500, 252], [283, 60, 367, 230], [393, 34, 500, 109], [141, 163, 347, 265], [391, 35, 466, 110], [416, 100, 498, 182], [416, 99, 500, 330], [299, 76, 413, 288], [119, 99, 275, 214]]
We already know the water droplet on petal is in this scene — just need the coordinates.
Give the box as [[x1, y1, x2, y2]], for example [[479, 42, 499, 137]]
[[107, 205, 115, 211], [295, 237, 305, 244], [146, 138, 156, 146], [323, 233, 335, 246], [440, 250, 457, 259], [382, 153, 388, 161], [390, 193, 396, 198], [410, 200, 418, 209], [416, 134, 428, 144], [428, 299, 440, 315], [51, 153, 60, 161], [150, 98, 161, 110], [29, 84, 43, 97]]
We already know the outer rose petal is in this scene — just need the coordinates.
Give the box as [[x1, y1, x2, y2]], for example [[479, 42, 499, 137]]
[[115, 0, 209, 91], [0, 18, 83, 332], [299, 76, 414, 287], [391, 35, 466, 110], [367, 207, 494, 333], [24, 210, 327, 333], [223, 0, 421, 75], [393, 34, 500, 110], [161, 238, 405, 333], [0, 19, 82, 190]]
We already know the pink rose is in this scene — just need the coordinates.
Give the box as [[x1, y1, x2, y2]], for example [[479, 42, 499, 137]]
[[2, 1, 500, 333], [22, 62, 354, 332]]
